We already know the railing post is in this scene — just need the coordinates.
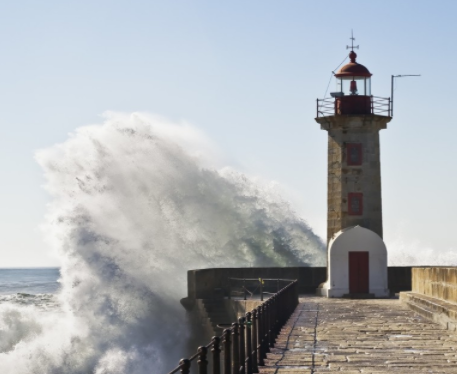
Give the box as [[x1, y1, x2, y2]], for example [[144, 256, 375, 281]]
[[278, 290, 283, 326], [262, 304, 269, 356], [267, 299, 272, 348], [286, 285, 291, 316], [198, 346, 208, 374], [243, 279, 246, 301], [166, 279, 301, 374], [270, 297, 276, 346], [276, 293, 281, 334], [223, 328, 231, 374], [251, 309, 259, 373], [212, 336, 221, 374], [289, 284, 293, 310], [238, 317, 245, 374], [245, 312, 252, 374], [295, 281, 299, 307], [260, 279, 263, 301], [179, 359, 191, 374], [232, 323, 240, 374], [263, 301, 268, 352], [256, 306, 264, 366], [228, 278, 231, 300], [291, 284, 294, 310], [292, 283, 296, 312]]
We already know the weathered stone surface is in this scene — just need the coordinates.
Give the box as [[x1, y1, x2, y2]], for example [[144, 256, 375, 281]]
[[401, 290, 457, 331], [410, 267, 457, 303], [259, 297, 457, 373], [315, 115, 390, 244]]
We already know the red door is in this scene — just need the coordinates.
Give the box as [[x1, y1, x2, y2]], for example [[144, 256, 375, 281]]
[[349, 252, 369, 294]]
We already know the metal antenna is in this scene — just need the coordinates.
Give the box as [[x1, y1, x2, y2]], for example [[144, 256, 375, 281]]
[[346, 30, 359, 51], [391, 74, 421, 117]]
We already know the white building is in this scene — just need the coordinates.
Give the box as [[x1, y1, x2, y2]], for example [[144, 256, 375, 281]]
[[318, 226, 389, 298]]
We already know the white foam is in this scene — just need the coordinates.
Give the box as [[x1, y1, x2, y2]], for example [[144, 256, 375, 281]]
[[0, 112, 325, 373], [0, 293, 58, 311]]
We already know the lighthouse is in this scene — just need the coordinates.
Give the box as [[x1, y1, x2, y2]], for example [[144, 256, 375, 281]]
[[315, 38, 391, 298]]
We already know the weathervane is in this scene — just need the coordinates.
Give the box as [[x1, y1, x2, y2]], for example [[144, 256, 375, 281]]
[[346, 30, 359, 51]]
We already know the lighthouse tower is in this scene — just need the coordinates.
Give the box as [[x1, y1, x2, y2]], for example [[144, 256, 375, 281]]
[[315, 39, 391, 298]]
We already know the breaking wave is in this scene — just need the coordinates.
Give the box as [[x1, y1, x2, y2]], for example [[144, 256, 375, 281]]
[[0, 293, 58, 311], [0, 112, 325, 373]]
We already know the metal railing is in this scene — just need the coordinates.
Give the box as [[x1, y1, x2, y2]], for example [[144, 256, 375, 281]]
[[371, 96, 391, 117], [316, 96, 391, 118], [167, 280, 298, 374], [228, 278, 296, 301], [316, 97, 336, 118]]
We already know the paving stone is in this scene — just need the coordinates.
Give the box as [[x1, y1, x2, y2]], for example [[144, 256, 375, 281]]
[[260, 296, 457, 372]]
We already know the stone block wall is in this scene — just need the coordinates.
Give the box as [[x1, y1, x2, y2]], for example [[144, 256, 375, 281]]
[[316, 115, 390, 245], [412, 267, 457, 302], [327, 127, 383, 242], [400, 267, 457, 332]]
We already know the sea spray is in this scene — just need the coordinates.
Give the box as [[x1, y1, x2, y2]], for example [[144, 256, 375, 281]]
[[0, 112, 325, 373], [388, 239, 457, 266]]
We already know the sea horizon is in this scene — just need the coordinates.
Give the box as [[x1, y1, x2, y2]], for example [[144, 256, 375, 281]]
[[0, 266, 60, 269]]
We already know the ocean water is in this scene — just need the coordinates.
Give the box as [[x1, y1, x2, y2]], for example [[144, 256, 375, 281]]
[[0, 268, 60, 295], [0, 112, 325, 374], [0, 268, 60, 310]]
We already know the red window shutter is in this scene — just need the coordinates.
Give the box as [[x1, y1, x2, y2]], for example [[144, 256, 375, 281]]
[[348, 193, 363, 215], [346, 143, 362, 166]]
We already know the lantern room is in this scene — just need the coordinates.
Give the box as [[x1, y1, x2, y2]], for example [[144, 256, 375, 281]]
[[331, 50, 373, 115], [316, 40, 391, 119], [334, 50, 372, 96]]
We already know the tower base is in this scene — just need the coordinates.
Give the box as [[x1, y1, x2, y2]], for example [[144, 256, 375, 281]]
[[318, 226, 390, 299], [317, 282, 389, 298]]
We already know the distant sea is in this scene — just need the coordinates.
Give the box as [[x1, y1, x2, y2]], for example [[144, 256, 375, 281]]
[[0, 268, 60, 309]]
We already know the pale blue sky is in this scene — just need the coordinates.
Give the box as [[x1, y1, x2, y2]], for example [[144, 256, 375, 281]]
[[1, 1, 456, 267]]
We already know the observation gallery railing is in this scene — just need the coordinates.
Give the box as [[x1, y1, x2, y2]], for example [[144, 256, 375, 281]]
[[316, 96, 391, 118], [167, 279, 299, 374]]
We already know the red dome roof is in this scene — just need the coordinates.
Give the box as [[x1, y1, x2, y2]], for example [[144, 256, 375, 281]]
[[335, 51, 372, 78]]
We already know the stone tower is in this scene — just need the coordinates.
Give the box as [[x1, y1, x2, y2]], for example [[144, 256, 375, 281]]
[[315, 49, 391, 245], [315, 43, 391, 298]]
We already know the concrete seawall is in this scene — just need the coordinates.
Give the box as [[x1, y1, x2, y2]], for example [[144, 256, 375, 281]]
[[182, 266, 413, 338], [184, 298, 265, 340], [185, 266, 412, 300]]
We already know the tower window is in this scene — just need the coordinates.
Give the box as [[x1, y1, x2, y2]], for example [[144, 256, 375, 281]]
[[348, 193, 363, 215], [346, 143, 362, 166]]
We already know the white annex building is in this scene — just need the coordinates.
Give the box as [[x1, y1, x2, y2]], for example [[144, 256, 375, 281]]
[[317, 226, 389, 298]]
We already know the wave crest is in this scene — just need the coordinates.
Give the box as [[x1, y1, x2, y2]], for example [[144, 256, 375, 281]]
[[1, 112, 325, 373]]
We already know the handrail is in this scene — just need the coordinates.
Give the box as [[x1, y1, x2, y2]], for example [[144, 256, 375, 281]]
[[166, 280, 299, 374], [316, 96, 391, 118], [228, 278, 295, 301], [228, 278, 296, 281]]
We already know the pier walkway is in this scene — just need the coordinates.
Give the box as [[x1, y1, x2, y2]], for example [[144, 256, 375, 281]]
[[261, 297, 457, 373]]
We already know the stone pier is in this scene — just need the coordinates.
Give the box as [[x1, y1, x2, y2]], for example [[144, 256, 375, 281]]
[[261, 297, 457, 373]]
